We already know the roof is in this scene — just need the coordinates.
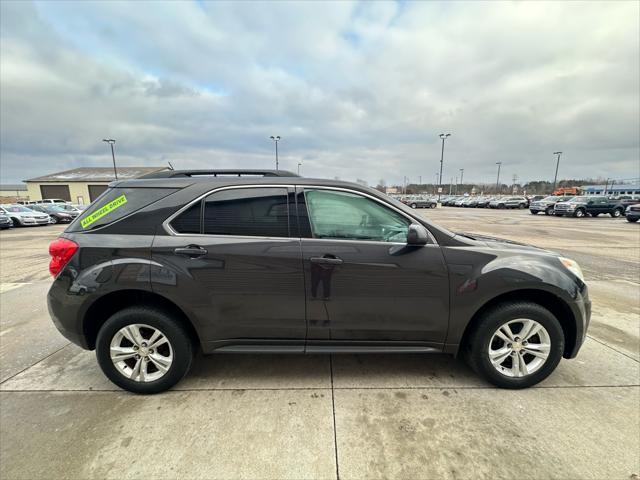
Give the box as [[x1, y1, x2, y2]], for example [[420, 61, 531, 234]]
[[25, 167, 167, 183], [140, 169, 298, 179], [0, 184, 27, 191]]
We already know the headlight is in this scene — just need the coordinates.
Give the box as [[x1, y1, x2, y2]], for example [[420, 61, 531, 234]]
[[559, 257, 584, 281], [626, 206, 630, 212], [566, 204, 576, 209]]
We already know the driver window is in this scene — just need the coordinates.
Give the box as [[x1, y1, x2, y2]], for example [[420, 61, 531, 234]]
[[304, 189, 410, 243]]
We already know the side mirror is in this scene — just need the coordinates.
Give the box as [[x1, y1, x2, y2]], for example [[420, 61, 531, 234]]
[[407, 223, 429, 245]]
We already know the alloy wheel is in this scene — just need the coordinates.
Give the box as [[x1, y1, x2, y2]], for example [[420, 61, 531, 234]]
[[110, 324, 173, 382], [488, 319, 551, 378]]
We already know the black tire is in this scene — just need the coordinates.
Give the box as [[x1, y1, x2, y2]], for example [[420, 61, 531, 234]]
[[545, 207, 554, 215], [96, 307, 194, 394], [627, 217, 638, 223], [610, 208, 623, 218], [430, 203, 437, 208], [50, 216, 58, 224], [410, 203, 417, 209], [10, 217, 21, 227], [498, 204, 505, 209], [573, 208, 585, 218], [518, 203, 525, 209], [465, 302, 564, 389], [529, 210, 538, 215]]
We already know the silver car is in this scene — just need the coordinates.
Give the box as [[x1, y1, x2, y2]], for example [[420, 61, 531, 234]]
[[0, 205, 50, 226]]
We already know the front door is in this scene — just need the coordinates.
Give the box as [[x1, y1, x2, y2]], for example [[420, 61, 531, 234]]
[[151, 186, 306, 349], [297, 187, 449, 345]]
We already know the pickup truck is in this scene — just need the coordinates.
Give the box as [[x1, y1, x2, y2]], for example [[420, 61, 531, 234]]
[[529, 196, 574, 215], [554, 196, 625, 218]]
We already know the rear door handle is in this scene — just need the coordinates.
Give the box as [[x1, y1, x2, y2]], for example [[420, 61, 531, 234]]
[[174, 246, 208, 258], [310, 255, 343, 265]]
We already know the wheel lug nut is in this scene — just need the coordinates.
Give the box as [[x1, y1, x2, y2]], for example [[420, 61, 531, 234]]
[[141, 343, 147, 347], [133, 345, 138, 350], [149, 349, 154, 354], [135, 354, 140, 359], [507, 343, 512, 348]]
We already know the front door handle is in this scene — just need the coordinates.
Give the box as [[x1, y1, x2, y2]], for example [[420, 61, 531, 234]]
[[310, 255, 343, 265], [174, 246, 208, 258]]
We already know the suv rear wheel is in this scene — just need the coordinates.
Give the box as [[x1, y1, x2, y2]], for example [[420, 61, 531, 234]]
[[466, 302, 564, 389], [610, 208, 623, 218], [96, 307, 194, 394], [573, 208, 586, 218]]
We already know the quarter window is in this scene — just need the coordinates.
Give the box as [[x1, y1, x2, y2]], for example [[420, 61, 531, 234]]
[[171, 202, 202, 234], [304, 189, 410, 243], [202, 187, 289, 237]]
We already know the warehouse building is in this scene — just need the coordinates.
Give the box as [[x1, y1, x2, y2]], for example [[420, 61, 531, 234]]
[[583, 183, 640, 196], [24, 167, 165, 204]]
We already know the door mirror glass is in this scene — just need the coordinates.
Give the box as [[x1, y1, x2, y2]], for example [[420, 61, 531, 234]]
[[407, 223, 429, 245]]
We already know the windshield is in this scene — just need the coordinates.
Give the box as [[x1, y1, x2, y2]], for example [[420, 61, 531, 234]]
[[569, 196, 589, 202]]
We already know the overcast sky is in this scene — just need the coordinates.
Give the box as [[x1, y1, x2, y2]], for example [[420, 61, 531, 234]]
[[1, 0, 639, 186]]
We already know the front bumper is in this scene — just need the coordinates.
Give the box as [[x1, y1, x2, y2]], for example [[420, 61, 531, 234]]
[[566, 282, 591, 358]]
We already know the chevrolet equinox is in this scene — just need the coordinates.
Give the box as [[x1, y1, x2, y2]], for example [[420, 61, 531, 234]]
[[47, 169, 591, 394]]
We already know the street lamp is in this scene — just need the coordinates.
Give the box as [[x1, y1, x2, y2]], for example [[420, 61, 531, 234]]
[[495, 162, 502, 193], [297, 162, 302, 175], [270, 135, 281, 170], [552, 152, 562, 193], [438, 133, 451, 201], [459, 168, 464, 186], [102, 139, 117, 180]]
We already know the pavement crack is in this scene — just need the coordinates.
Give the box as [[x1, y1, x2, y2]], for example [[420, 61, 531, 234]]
[[0, 342, 70, 385], [329, 355, 340, 480], [586, 335, 639, 363]]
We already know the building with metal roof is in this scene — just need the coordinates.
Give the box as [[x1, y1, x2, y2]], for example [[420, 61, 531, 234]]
[[24, 167, 166, 204], [583, 183, 640, 196]]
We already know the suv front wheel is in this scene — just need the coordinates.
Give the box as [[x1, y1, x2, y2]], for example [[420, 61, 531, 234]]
[[466, 302, 564, 389], [96, 307, 194, 394]]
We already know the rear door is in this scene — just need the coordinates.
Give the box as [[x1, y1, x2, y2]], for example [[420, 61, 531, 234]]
[[296, 187, 449, 346], [151, 186, 306, 350]]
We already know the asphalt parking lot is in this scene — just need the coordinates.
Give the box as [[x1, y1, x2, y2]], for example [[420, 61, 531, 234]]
[[0, 209, 638, 480]]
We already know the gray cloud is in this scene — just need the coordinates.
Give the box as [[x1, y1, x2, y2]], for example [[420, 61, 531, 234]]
[[1, 0, 638, 186]]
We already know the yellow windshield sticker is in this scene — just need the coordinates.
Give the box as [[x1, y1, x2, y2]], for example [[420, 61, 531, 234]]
[[81, 194, 128, 229]]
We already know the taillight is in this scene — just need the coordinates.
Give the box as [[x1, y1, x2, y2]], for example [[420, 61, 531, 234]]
[[49, 238, 78, 277]]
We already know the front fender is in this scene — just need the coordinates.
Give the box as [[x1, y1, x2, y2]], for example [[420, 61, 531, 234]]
[[442, 247, 586, 349]]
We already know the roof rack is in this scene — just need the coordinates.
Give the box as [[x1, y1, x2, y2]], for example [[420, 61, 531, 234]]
[[139, 169, 299, 179]]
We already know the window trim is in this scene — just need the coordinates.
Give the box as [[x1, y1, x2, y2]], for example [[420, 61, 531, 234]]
[[164, 184, 437, 245], [164, 184, 295, 238]]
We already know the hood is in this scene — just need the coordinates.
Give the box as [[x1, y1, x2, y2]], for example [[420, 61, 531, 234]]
[[455, 232, 553, 254]]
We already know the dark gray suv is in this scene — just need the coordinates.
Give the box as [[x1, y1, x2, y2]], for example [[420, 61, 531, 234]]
[[47, 170, 591, 393]]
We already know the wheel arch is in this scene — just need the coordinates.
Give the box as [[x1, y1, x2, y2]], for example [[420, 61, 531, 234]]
[[457, 289, 577, 359], [83, 289, 200, 350]]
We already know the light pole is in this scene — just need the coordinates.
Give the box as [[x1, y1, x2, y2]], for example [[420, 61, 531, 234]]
[[495, 162, 502, 194], [102, 139, 117, 180], [297, 162, 302, 175], [270, 135, 280, 170], [459, 168, 464, 188], [438, 133, 451, 201], [552, 151, 562, 193]]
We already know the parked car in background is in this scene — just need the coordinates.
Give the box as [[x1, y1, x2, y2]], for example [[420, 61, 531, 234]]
[[625, 204, 640, 223], [528, 195, 545, 203], [489, 196, 528, 209], [0, 214, 13, 229], [29, 204, 80, 224], [554, 196, 624, 218], [529, 196, 573, 215], [25, 198, 68, 205], [0, 205, 50, 226], [71, 204, 89, 211], [407, 197, 437, 209], [476, 197, 494, 208], [47, 169, 590, 394]]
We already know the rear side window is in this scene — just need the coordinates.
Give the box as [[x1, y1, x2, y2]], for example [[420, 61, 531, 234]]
[[68, 187, 174, 231], [171, 202, 202, 234], [201, 187, 289, 237]]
